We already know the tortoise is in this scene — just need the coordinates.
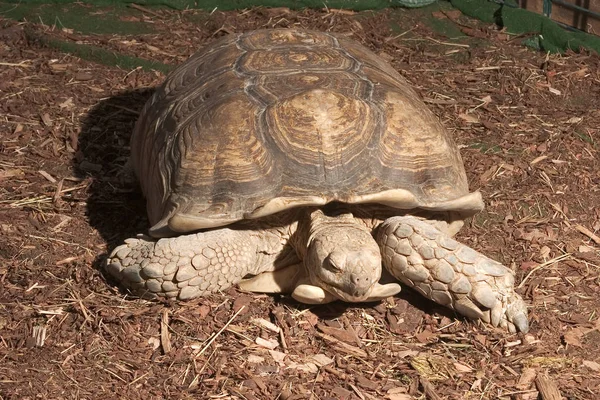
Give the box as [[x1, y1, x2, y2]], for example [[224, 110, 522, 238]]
[[106, 29, 528, 333]]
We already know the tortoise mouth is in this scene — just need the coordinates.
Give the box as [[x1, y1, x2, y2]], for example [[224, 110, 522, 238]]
[[318, 281, 374, 303]]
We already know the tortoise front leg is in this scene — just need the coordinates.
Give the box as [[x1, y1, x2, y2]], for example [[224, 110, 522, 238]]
[[105, 229, 265, 300], [377, 216, 529, 333]]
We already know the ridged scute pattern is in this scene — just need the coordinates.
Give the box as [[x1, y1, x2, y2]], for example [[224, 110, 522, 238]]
[[131, 29, 478, 237]]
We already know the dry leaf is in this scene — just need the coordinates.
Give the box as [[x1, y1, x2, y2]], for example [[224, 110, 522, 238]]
[[475, 334, 487, 346]]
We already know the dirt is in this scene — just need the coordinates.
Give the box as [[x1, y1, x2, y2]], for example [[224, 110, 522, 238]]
[[1, 5, 599, 400]]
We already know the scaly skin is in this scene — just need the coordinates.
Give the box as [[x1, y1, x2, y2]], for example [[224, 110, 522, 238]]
[[106, 211, 529, 332], [377, 216, 528, 333], [106, 229, 270, 300]]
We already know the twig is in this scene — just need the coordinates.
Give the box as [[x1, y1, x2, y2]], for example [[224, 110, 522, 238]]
[[129, 3, 163, 18], [197, 306, 245, 356], [0, 62, 31, 67], [349, 383, 366, 400], [24, 234, 92, 251], [323, 365, 347, 379], [315, 331, 368, 358], [279, 327, 288, 351], [518, 253, 571, 289], [425, 36, 470, 48], [161, 309, 172, 354], [574, 224, 600, 246]]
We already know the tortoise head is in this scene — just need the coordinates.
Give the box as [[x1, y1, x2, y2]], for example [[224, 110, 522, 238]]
[[295, 210, 400, 303]]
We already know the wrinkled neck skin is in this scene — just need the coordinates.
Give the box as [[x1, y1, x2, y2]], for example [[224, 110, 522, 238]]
[[299, 208, 382, 302]]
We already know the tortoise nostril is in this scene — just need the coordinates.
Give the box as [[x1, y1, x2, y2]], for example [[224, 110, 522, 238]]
[[351, 274, 369, 286]]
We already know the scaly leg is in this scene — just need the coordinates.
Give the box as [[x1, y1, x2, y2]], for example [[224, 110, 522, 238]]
[[106, 229, 265, 300], [377, 216, 528, 332]]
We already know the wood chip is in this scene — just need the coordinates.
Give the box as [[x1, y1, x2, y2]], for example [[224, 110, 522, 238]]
[[41, 113, 52, 127], [38, 170, 57, 183], [252, 318, 280, 334], [160, 309, 171, 354], [0, 169, 24, 180], [419, 376, 442, 400], [255, 337, 278, 350], [311, 354, 334, 367], [517, 367, 537, 390], [349, 383, 366, 400], [452, 362, 472, 373], [247, 354, 265, 364], [269, 349, 286, 364], [331, 386, 353, 398], [583, 360, 600, 372], [535, 373, 562, 400], [317, 323, 356, 344], [32, 325, 47, 347]]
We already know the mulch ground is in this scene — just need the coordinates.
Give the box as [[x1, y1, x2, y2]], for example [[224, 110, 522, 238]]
[[1, 4, 599, 400]]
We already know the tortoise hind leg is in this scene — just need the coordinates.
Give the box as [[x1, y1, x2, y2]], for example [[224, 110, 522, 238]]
[[377, 216, 528, 333], [106, 229, 262, 300]]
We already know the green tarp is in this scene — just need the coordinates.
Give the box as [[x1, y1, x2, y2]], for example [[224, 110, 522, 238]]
[[1, 0, 433, 11], [2, 0, 599, 54], [451, 0, 600, 54]]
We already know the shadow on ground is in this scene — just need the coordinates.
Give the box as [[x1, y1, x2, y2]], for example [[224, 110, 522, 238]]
[[76, 88, 154, 265]]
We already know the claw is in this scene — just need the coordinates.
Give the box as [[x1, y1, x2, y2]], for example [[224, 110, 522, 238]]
[[454, 297, 484, 320], [490, 303, 503, 327], [471, 283, 498, 309], [511, 313, 529, 333], [506, 294, 529, 333]]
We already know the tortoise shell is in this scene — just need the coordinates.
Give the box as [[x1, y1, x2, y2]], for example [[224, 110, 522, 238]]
[[131, 29, 483, 237]]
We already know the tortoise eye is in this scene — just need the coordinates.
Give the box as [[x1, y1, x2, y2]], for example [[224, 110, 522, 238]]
[[324, 255, 343, 272]]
